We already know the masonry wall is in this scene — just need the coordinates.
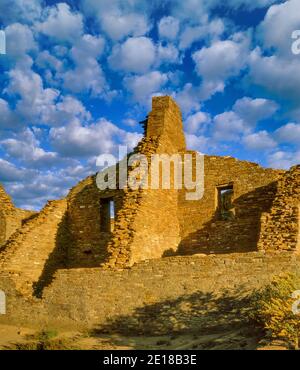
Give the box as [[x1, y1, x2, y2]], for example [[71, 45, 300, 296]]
[[258, 165, 300, 251], [0, 200, 67, 296], [0, 252, 300, 332], [66, 175, 124, 268], [178, 156, 283, 254], [0, 184, 35, 247], [104, 97, 187, 268]]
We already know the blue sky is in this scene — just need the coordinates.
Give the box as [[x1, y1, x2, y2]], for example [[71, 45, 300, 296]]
[[0, 0, 299, 209]]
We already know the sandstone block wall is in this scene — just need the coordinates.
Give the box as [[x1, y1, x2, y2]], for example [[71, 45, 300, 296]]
[[178, 156, 283, 254], [66, 175, 124, 268], [0, 200, 67, 296], [1, 252, 300, 332], [258, 165, 300, 251], [0, 185, 36, 247]]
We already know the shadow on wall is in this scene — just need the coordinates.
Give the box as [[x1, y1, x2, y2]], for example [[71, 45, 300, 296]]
[[89, 288, 262, 349], [33, 212, 70, 298], [171, 182, 278, 256]]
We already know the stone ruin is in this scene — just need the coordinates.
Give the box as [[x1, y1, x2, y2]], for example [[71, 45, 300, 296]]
[[0, 96, 299, 330]]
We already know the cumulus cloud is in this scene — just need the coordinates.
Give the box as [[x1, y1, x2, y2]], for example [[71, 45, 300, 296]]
[[249, 48, 300, 102], [50, 119, 142, 157], [5, 23, 37, 58], [0, 158, 29, 182], [233, 97, 279, 127], [157, 43, 180, 65], [185, 133, 208, 152], [0, 0, 42, 25], [179, 19, 224, 50], [80, 0, 150, 40], [242, 130, 277, 151], [158, 16, 180, 40], [173, 83, 201, 115], [193, 33, 250, 99], [275, 122, 300, 146], [0, 99, 20, 129], [5, 56, 60, 125], [109, 37, 156, 74], [258, 0, 300, 56], [36, 3, 84, 43], [267, 149, 300, 169], [185, 111, 211, 134], [124, 71, 168, 103], [212, 111, 246, 142], [1, 129, 59, 168]]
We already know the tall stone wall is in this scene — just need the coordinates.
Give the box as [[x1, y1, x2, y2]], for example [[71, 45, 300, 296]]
[[178, 156, 283, 254], [258, 165, 300, 251], [66, 175, 124, 268]]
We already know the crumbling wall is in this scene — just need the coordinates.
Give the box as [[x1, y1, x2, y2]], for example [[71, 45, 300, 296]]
[[104, 97, 185, 268], [0, 184, 35, 247], [66, 175, 124, 268], [178, 156, 283, 254], [0, 200, 67, 296], [258, 165, 300, 251]]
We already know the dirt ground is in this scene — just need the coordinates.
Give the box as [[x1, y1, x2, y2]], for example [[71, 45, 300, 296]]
[[0, 323, 268, 350]]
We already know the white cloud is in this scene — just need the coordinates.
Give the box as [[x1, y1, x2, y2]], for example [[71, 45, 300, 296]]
[[173, 83, 201, 115], [35, 50, 63, 72], [193, 33, 250, 99], [50, 119, 142, 157], [157, 43, 180, 65], [185, 133, 208, 152], [36, 3, 83, 43], [60, 34, 107, 96], [101, 12, 149, 41], [0, 99, 19, 129], [249, 48, 300, 101], [42, 95, 91, 127], [242, 130, 277, 151], [0, 159, 29, 182], [124, 71, 168, 103], [185, 111, 210, 134], [258, 0, 300, 55], [179, 19, 224, 50], [267, 149, 300, 169], [5, 23, 37, 58], [158, 16, 180, 40], [233, 97, 279, 127], [213, 111, 245, 142], [275, 122, 300, 146], [0, 0, 42, 25], [63, 58, 106, 96], [80, 0, 149, 40], [1, 129, 59, 168], [109, 37, 156, 74], [6, 56, 60, 124]]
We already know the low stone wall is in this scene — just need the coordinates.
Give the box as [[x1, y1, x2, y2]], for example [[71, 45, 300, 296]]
[[0, 252, 299, 333]]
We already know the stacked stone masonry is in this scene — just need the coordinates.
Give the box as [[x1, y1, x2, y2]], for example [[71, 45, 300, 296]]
[[0, 96, 299, 329]]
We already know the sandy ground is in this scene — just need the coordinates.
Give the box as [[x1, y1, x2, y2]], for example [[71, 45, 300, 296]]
[[0, 323, 266, 350]]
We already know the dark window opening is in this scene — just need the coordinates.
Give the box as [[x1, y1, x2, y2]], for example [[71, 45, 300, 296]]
[[217, 185, 235, 221], [100, 198, 115, 232]]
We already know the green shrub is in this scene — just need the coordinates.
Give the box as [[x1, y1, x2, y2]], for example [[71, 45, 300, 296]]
[[249, 273, 300, 349]]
